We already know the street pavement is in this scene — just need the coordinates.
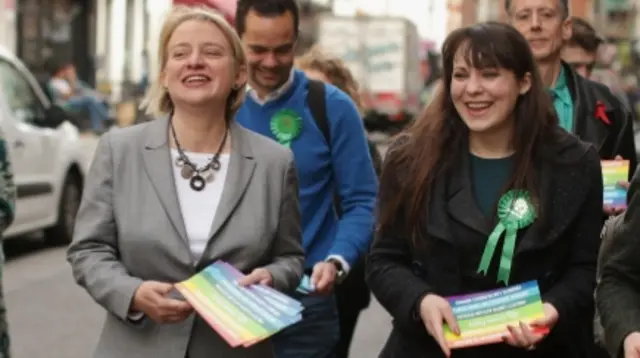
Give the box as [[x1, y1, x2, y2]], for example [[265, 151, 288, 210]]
[[2, 133, 394, 358], [3, 239, 392, 357]]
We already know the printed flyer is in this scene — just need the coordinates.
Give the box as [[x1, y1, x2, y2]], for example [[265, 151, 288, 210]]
[[175, 261, 304, 348], [602, 160, 629, 209], [443, 280, 549, 349]]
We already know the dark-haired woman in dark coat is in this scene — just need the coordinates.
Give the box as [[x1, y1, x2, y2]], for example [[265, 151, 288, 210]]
[[366, 22, 603, 358]]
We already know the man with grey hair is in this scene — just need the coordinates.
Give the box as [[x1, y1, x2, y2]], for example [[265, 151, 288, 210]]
[[506, 0, 637, 216]]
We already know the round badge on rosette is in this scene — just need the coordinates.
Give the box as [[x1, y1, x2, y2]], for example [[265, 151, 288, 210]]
[[270, 109, 302, 148]]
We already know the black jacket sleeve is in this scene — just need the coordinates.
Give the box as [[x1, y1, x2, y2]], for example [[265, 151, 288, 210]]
[[365, 221, 432, 332], [365, 140, 431, 332], [542, 147, 603, 341], [612, 107, 638, 179], [597, 164, 640, 358]]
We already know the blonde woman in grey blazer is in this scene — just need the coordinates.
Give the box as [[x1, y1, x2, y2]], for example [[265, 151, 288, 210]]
[[66, 6, 304, 358]]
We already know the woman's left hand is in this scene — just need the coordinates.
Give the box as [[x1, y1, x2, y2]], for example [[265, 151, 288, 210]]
[[503, 303, 559, 350], [237, 268, 273, 287]]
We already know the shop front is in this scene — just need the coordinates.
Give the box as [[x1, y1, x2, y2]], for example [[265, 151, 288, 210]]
[[16, 0, 96, 85]]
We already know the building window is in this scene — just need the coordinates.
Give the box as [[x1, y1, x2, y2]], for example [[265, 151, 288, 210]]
[[17, 0, 80, 73]]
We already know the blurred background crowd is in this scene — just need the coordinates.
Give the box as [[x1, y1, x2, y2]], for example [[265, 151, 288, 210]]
[[0, 0, 637, 136], [0, 1, 638, 356]]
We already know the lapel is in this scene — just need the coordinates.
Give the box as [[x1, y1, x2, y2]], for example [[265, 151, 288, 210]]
[[515, 131, 593, 255], [446, 150, 494, 238], [141, 116, 190, 247], [437, 132, 593, 256], [422, 131, 593, 293], [197, 122, 256, 267], [566, 62, 612, 152]]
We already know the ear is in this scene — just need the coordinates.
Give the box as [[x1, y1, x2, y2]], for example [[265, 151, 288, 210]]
[[519, 72, 532, 95], [160, 68, 168, 88], [561, 17, 572, 42], [235, 63, 248, 89]]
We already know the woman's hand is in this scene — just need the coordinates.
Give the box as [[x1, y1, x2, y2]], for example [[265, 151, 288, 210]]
[[624, 332, 640, 358], [419, 294, 459, 357], [131, 281, 193, 324], [237, 268, 273, 287], [503, 303, 558, 350]]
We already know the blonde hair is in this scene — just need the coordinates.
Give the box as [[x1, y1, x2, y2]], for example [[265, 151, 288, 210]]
[[140, 5, 247, 120], [296, 46, 363, 113]]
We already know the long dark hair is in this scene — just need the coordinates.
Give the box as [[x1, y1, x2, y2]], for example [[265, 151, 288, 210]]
[[378, 22, 559, 244]]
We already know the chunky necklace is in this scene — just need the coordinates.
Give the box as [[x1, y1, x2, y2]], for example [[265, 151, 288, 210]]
[[170, 118, 228, 191]]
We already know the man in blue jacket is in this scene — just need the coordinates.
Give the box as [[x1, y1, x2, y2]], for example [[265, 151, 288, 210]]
[[234, 0, 378, 356]]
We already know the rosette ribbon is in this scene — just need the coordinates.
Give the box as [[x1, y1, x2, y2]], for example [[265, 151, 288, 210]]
[[270, 109, 302, 148], [477, 190, 536, 285]]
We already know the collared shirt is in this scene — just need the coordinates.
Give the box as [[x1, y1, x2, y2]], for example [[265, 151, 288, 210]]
[[247, 69, 296, 105], [549, 66, 574, 132]]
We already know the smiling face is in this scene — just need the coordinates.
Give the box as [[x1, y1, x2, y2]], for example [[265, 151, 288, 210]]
[[450, 46, 531, 135], [161, 19, 240, 108], [240, 9, 296, 97], [509, 0, 571, 62]]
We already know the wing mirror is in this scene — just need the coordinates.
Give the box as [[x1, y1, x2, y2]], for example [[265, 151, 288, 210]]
[[43, 105, 68, 128]]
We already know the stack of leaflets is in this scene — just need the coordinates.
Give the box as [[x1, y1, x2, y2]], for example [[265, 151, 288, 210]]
[[602, 159, 630, 209], [174, 261, 304, 348], [444, 280, 549, 349]]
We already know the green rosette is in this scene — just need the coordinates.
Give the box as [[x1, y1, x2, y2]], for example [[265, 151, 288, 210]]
[[477, 190, 536, 285], [270, 109, 302, 148]]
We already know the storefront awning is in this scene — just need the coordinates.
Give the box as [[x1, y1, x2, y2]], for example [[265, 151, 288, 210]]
[[172, 0, 237, 23]]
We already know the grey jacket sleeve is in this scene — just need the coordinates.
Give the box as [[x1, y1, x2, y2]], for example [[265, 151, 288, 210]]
[[66, 132, 143, 322], [264, 154, 304, 293]]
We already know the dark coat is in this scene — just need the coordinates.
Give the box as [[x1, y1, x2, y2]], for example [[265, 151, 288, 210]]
[[366, 130, 603, 358], [566, 62, 637, 177], [597, 165, 640, 358]]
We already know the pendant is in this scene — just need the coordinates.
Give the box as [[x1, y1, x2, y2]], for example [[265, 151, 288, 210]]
[[211, 158, 221, 171], [190, 175, 206, 191], [181, 165, 194, 179], [204, 168, 215, 182]]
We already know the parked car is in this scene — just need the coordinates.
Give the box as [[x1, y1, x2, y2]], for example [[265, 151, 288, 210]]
[[0, 47, 87, 244]]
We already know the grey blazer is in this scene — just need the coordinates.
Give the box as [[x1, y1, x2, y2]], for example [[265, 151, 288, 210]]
[[67, 117, 304, 358]]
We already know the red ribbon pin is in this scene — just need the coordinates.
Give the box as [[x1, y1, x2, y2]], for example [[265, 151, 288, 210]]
[[595, 101, 611, 125]]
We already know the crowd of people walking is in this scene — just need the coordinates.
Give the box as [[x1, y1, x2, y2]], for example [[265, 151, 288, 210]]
[[62, 0, 640, 357], [0, 0, 638, 357]]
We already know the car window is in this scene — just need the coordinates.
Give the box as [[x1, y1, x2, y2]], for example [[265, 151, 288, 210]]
[[0, 60, 45, 124]]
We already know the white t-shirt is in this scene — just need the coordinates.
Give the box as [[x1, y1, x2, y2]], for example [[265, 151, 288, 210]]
[[170, 149, 230, 260], [49, 78, 72, 95]]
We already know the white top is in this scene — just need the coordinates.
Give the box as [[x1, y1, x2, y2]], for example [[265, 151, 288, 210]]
[[49, 77, 72, 94], [170, 149, 230, 260]]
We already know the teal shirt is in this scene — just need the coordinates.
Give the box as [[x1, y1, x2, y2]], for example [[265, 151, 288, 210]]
[[549, 67, 574, 132], [469, 153, 514, 217]]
